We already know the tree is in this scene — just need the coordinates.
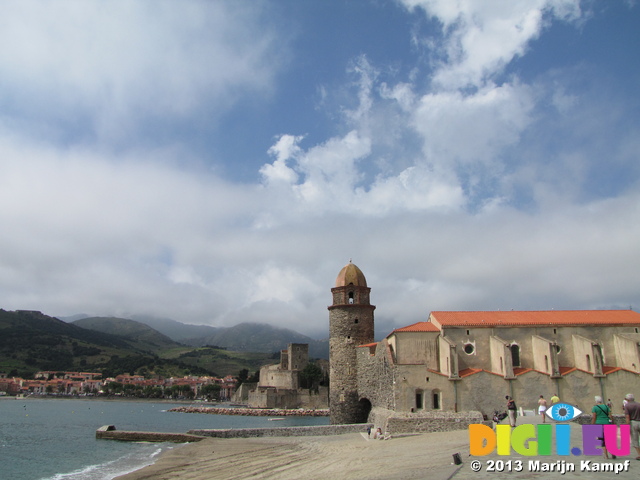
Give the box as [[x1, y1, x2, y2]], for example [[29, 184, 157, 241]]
[[200, 383, 221, 401], [236, 368, 249, 385], [300, 363, 323, 393]]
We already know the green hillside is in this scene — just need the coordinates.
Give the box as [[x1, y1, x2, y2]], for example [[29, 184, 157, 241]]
[[0, 310, 273, 379]]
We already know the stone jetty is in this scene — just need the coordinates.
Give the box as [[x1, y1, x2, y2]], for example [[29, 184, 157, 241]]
[[168, 406, 329, 416], [96, 425, 205, 443]]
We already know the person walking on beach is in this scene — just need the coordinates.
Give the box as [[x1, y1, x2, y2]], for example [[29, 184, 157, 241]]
[[591, 396, 614, 459], [623, 393, 640, 460], [538, 395, 548, 423], [506, 396, 517, 427], [550, 393, 559, 405]]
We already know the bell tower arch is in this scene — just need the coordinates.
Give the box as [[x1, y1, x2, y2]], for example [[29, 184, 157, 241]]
[[328, 261, 375, 424]]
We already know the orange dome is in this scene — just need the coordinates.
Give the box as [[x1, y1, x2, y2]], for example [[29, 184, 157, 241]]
[[335, 261, 367, 287]]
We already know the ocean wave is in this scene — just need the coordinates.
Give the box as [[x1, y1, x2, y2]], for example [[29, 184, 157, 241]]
[[40, 444, 173, 480]]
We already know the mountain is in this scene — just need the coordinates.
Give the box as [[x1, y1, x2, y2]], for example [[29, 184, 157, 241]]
[[72, 317, 181, 351], [183, 322, 329, 359], [63, 314, 329, 359], [129, 315, 219, 342]]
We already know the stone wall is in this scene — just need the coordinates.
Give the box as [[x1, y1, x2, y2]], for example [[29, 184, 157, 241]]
[[369, 407, 489, 435], [356, 340, 394, 411], [189, 423, 372, 438]]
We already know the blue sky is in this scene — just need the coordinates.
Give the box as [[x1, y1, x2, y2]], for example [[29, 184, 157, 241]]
[[0, 0, 638, 339]]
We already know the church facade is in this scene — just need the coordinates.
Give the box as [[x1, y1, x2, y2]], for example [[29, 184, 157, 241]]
[[328, 262, 640, 425]]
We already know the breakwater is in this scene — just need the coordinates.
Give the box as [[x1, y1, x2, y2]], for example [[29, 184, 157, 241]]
[[169, 406, 329, 417], [96, 425, 205, 443], [189, 424, 372, 438]]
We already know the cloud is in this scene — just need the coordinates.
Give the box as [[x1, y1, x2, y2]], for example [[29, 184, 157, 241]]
[[399, 0, 582, 89], [0, 2, 638, 341], [0, 1, 280, 144]]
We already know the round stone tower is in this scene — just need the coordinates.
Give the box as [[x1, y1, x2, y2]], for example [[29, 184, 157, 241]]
[[328, 261, 375, 424]]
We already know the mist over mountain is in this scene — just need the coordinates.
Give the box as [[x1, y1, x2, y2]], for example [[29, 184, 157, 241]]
[[63, 314, 329, 359]]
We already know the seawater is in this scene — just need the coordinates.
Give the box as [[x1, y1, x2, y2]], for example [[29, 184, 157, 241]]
[[0, 398, 329, 480]]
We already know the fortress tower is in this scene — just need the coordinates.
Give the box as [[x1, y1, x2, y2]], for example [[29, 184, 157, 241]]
[[328, 261, 375, 424]]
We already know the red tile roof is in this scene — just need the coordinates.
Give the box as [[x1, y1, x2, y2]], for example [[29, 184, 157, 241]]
[[391, 321, 440, 333], [430, 310, 640, 328], [513, 367, 533, 376], [558, 367, 576, 376]]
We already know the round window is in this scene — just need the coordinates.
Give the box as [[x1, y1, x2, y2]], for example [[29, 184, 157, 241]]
[[463, 343, 475, 355]]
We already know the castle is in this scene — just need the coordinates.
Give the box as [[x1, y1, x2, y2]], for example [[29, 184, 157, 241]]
[[328, 261, 640, 427], [247, 343, 329, 409]]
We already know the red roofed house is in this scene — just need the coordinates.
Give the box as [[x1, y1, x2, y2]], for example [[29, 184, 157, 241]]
[[330, 262, 640, 431]]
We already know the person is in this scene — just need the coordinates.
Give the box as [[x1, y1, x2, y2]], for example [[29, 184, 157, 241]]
[[591, 396, 614, 459], [506, 396, 517, 427], [538, 395, 548, 423], [373, 427, 383, 440], [550, 393, 560, 405], [607, 398, 613, 411], [623, 393, 640, 460]]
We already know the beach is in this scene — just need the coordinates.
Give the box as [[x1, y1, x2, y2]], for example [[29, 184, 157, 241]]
[[115, 430, 468, 480], [115, 414, 640, 480]]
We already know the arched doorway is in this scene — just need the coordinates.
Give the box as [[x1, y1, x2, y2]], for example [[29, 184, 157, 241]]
[[356, 398, 372, 423]]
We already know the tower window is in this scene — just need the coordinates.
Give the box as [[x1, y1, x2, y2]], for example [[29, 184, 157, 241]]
[[354, 318, 359, 324], [348, 291, 354, 304]]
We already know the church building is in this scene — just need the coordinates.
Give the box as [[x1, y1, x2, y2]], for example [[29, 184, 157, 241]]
[[328, 261, 640, 427]]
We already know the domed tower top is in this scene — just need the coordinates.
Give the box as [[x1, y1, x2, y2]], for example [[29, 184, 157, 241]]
[[335, 261, 367, 288]]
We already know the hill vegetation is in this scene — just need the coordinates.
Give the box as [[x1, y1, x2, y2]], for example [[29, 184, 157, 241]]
[[0, 310, 274, 379]]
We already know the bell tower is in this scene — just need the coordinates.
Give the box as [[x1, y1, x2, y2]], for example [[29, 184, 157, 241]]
[[328, 261, 375, 424]]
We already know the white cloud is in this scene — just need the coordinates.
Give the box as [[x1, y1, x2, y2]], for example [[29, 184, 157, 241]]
[[0, 1, 280, 143], [0, 2, 638, 341], [412, 83, 535, 170], [399, 0, 582, 89]]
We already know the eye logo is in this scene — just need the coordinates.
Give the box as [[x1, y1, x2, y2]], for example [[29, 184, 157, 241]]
[[546, 402, 582, 422]]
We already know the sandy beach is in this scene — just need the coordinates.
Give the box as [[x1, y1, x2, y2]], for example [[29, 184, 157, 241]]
[[116, 415, 640, 480], [115, 430, 467, 480]]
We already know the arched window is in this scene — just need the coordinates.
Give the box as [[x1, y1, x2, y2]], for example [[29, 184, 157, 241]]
[[510, 344, 521, 367], [586, 354, 591, 372], [348, 291, 354, 304], [544, 355, 549, 373]]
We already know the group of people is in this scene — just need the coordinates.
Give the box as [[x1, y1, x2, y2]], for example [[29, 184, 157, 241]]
[[502, 392, 640, 459], [591, 393, 640, 460]]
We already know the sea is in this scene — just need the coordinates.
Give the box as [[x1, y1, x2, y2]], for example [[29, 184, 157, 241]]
[[0, 397, 329, 480]]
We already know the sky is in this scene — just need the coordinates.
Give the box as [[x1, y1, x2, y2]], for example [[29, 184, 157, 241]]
[[0, 0, 639, 340]]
